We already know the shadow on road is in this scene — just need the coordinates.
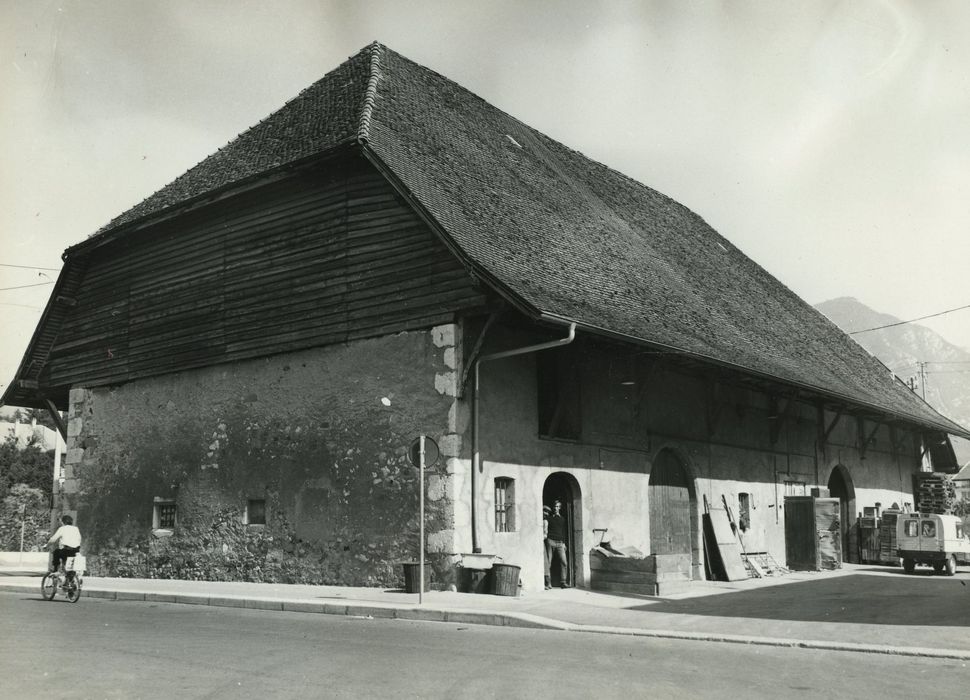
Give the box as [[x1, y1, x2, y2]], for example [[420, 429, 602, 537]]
[[630, 573, 970, 626]]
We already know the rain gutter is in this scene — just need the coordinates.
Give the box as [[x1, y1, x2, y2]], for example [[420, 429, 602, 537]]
[[470, 320, 576, 553]]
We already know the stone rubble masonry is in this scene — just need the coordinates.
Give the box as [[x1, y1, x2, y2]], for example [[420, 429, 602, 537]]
[[431, 323, 465, 566], [59, 329, 466, 588]]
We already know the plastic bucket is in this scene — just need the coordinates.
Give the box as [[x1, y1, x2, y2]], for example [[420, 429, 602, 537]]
[[402, 563, 431, 593], [491, 563, 520, 596]]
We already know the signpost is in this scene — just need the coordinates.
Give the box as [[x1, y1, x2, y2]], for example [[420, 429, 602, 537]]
[[407, 435, 439, 604]]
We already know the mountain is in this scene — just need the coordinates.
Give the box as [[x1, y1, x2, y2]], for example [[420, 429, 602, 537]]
[[816, 297, 970, 467]]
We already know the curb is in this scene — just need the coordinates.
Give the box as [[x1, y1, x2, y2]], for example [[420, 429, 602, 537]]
[[3, 582, 968, 660]]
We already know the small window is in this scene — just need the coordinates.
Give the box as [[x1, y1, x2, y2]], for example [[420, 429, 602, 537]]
[[921, 520, 936, 538], [246, 499, 266, 526], [738, 493, 751, 531], [494, 478, 515, 532], [904, 520, 918, 537], [956, 523, 964, 539], [153, 499, 177, 532]]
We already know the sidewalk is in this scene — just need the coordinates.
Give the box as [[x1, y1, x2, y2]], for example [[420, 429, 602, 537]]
[[3, 563, 968, 660]]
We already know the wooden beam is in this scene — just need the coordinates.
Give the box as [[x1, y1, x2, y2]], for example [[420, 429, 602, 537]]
[[769, 392, 798, 445], [822, 407, 844, 444], [705, 381, 723, 438], [458, 309, 501, 398], [43, 399, 67, 442], [859, 418, 880, 459], [890, 425, 908, 454]]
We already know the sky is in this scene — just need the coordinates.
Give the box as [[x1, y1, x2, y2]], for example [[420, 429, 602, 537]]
[[2, 0, 969, 403]]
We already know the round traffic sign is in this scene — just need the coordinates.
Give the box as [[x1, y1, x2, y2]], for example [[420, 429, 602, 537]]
[[408, 435, 440, 468]]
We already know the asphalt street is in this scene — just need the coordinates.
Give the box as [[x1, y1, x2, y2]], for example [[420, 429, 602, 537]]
[[2, 591, 967, 699]]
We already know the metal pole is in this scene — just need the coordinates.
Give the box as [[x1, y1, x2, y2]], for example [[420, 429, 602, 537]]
[[419, 435, 425, 604], [19, 504, 26, 566]]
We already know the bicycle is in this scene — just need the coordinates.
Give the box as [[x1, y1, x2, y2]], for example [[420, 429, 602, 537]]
[[41, 554, 83, 603]]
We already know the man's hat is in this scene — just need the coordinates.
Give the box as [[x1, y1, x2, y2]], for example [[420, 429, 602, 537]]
[[542, 505, 551, 515]]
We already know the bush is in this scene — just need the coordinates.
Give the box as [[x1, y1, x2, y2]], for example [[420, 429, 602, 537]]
[[0, 484, 51, 551]]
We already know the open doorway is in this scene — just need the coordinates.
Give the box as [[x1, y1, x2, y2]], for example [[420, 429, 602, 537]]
[[827, 465, 856, 563], [542, 472, 583, 588]]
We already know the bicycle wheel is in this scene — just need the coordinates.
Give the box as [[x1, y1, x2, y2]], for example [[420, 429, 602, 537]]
[[41, 574, 57, 600], [66, 579, 81, 603]]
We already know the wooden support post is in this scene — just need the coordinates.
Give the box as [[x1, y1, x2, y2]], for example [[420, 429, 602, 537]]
[[43, 399, 67, 442]]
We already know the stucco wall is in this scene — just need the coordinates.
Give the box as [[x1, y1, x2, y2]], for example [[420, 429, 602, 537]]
[[60, 326, 462, 587], [469, 331, 924, 591]]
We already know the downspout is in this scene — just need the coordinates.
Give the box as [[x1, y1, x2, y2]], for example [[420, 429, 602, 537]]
[[470, 320, 576, 553]]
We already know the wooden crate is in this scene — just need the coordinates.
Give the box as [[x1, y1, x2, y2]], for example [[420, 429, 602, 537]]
[[589, 551, 691, 595]]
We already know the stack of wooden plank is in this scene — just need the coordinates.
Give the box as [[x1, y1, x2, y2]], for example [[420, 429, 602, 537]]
[[878, 511, 901, 564], [916, 473, 957, 514], [858, 516, 880, 563]]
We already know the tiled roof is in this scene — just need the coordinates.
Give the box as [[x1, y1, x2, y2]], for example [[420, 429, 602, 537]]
[[93, 45, 372, 234], [64, 43, 969, 436]]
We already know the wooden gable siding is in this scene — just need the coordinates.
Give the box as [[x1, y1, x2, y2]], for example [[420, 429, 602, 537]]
[[43, 157, 485, 389]]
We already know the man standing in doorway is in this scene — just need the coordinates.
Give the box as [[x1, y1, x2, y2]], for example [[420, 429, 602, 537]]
[[545, 500, 569, 588]]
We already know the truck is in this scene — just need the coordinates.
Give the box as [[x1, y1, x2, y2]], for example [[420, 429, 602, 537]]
[[896, 513, 970, 576]]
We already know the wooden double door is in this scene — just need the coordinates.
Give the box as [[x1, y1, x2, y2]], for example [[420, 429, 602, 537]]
[[649, 451, 693, 557]]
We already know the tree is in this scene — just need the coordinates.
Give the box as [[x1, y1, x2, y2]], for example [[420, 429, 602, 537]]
[[0, 437, 53, 501]]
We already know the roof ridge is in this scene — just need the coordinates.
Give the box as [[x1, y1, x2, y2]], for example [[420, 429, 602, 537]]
[[357, 41, 384, 145]]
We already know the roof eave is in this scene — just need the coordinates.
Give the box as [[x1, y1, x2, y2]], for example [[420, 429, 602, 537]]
[[535, 311, 970, 440]]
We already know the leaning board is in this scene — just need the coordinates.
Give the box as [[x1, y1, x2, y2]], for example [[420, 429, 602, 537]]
[[706, 507, 747, 581]]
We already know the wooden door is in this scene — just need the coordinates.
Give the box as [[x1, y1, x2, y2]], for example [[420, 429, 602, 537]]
[[784, 497, 816, 570], [649, 455, 692, 556], [814, 498, 842, 570]]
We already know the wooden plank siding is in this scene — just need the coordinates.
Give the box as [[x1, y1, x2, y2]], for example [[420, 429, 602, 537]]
[[44, 156, 486, 389]]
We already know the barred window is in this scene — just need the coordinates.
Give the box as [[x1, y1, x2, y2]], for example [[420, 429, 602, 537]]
[[153, 498, 177, 531], [159, 504, 177, 528], [494, 478, 515, 532], [246, 499, 266, 526]]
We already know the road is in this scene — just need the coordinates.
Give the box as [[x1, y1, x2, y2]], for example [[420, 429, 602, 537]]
[[1, 591, 966, 699]]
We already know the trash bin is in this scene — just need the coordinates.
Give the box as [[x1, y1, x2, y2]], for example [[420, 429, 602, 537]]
[[402, 562, 431, 593], [459, 566, 490, 594], [491, 563, 520, 596]]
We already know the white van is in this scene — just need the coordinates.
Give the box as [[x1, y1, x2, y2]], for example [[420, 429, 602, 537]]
[[896, 513, 970, 576]]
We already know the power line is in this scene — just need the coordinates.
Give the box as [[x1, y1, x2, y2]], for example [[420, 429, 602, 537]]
[[0, 302, 43, 309], [0, 281, 54, 292], [848, 302, 970, 334], [0, 263, 60, 271]]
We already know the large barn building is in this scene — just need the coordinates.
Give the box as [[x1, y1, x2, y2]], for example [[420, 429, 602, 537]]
[[4, 43, 967, 591]]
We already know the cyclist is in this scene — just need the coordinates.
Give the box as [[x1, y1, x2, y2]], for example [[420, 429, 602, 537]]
[[46, 515, 82, 574]]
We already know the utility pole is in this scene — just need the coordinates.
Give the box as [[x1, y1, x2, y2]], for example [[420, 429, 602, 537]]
[[918, 361, 927, 401]]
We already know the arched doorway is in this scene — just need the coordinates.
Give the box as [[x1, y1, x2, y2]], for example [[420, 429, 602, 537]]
[[827, 465, 856, 563], [542, 473, 583, 588], [649, 449, 697, 574]]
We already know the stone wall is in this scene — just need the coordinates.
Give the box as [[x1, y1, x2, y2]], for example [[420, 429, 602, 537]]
[[60, 326, 460, 587]]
